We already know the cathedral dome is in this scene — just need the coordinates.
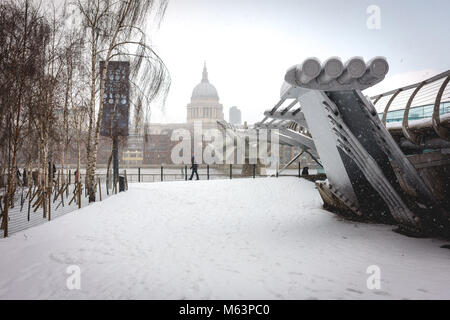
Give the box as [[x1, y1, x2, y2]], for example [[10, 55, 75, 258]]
[[191, 63, 219, 101]]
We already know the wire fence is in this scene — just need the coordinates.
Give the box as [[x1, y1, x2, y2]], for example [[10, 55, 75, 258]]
[[0, 172, 119, 239]]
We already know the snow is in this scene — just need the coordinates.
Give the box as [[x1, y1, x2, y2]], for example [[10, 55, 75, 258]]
[[0, 177, 449, 300], [386, 111, 450, 131]]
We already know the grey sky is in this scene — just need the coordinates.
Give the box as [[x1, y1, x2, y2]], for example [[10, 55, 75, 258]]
[[150, 0, 450, 123]]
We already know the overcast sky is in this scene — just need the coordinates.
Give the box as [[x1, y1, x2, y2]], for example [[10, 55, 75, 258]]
[[149, 0, 450, 124]]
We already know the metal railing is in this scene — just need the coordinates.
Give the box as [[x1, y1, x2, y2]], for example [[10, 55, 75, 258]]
[[379, 102, 450, 123], [371, 70, 450, 143], [124, 164, 266, 182], [122, 164, 323, 182]]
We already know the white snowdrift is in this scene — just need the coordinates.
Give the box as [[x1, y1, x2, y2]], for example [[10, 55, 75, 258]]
[[0, 178, 449, 300]]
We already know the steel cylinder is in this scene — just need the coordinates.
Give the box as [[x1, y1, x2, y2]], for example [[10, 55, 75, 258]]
[[318, 57, 344, 84], [358, 57, 389, 85], [297, 58, 322, 84], [338, 57, 366, 84]]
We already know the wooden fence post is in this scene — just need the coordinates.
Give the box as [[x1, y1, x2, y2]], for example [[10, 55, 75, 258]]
[[42, 187, 47, 219], [98, 177, 102, 201], [48, 186, 51, 221], [77, 182, 82, 209], [27, 185, 33, 221]]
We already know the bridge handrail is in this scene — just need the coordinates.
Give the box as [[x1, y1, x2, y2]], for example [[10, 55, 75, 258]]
[[371, 70, 450, 143]]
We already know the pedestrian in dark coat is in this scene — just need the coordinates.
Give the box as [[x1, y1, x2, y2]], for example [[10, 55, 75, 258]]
[[189, 156, 199, 181], [22, 168, 27, 186], [15, 167, 22, 186], [32, 171, 39, 185], [74, 170, 80, 184]]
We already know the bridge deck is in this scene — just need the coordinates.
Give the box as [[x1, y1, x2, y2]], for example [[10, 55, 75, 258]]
[[0, 178, 449, 299]]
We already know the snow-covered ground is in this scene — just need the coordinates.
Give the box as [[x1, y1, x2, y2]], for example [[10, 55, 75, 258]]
[[0, 178, 449, 300]]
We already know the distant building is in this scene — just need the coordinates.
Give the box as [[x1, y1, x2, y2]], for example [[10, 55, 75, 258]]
[[187, 62, 224, 126], [88, 63, 314, 168], [229, 106, 242, 125], [62, 63, 227, 167], [141, 133, 172, 165], [64, 63, 318, 169], [125, 63, 226, 165], [123, 134, 144, 166]]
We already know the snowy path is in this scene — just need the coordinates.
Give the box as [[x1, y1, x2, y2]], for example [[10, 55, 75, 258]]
[[0, 178, 449, 299]]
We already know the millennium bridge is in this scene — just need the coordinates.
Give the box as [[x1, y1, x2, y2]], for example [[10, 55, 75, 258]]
[[222, 57, 449, 237]]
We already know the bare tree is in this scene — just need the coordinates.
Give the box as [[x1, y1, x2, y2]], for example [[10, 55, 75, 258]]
[[77, 0, 171, 202], [0, 0, 172, 236], [0, 0, 52, 236]]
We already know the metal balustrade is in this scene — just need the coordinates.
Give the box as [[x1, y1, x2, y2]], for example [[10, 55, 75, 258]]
[[371, 70, 450, 142]]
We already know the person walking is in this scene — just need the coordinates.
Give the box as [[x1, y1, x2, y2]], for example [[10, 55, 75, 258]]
[[22, 168, 27, 186], [15, 167, 22, 186], [302, 167, 309, 176], [32, 170, 38, 185], [74, 169, 80, 184], [189, 156, 199, 181]]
